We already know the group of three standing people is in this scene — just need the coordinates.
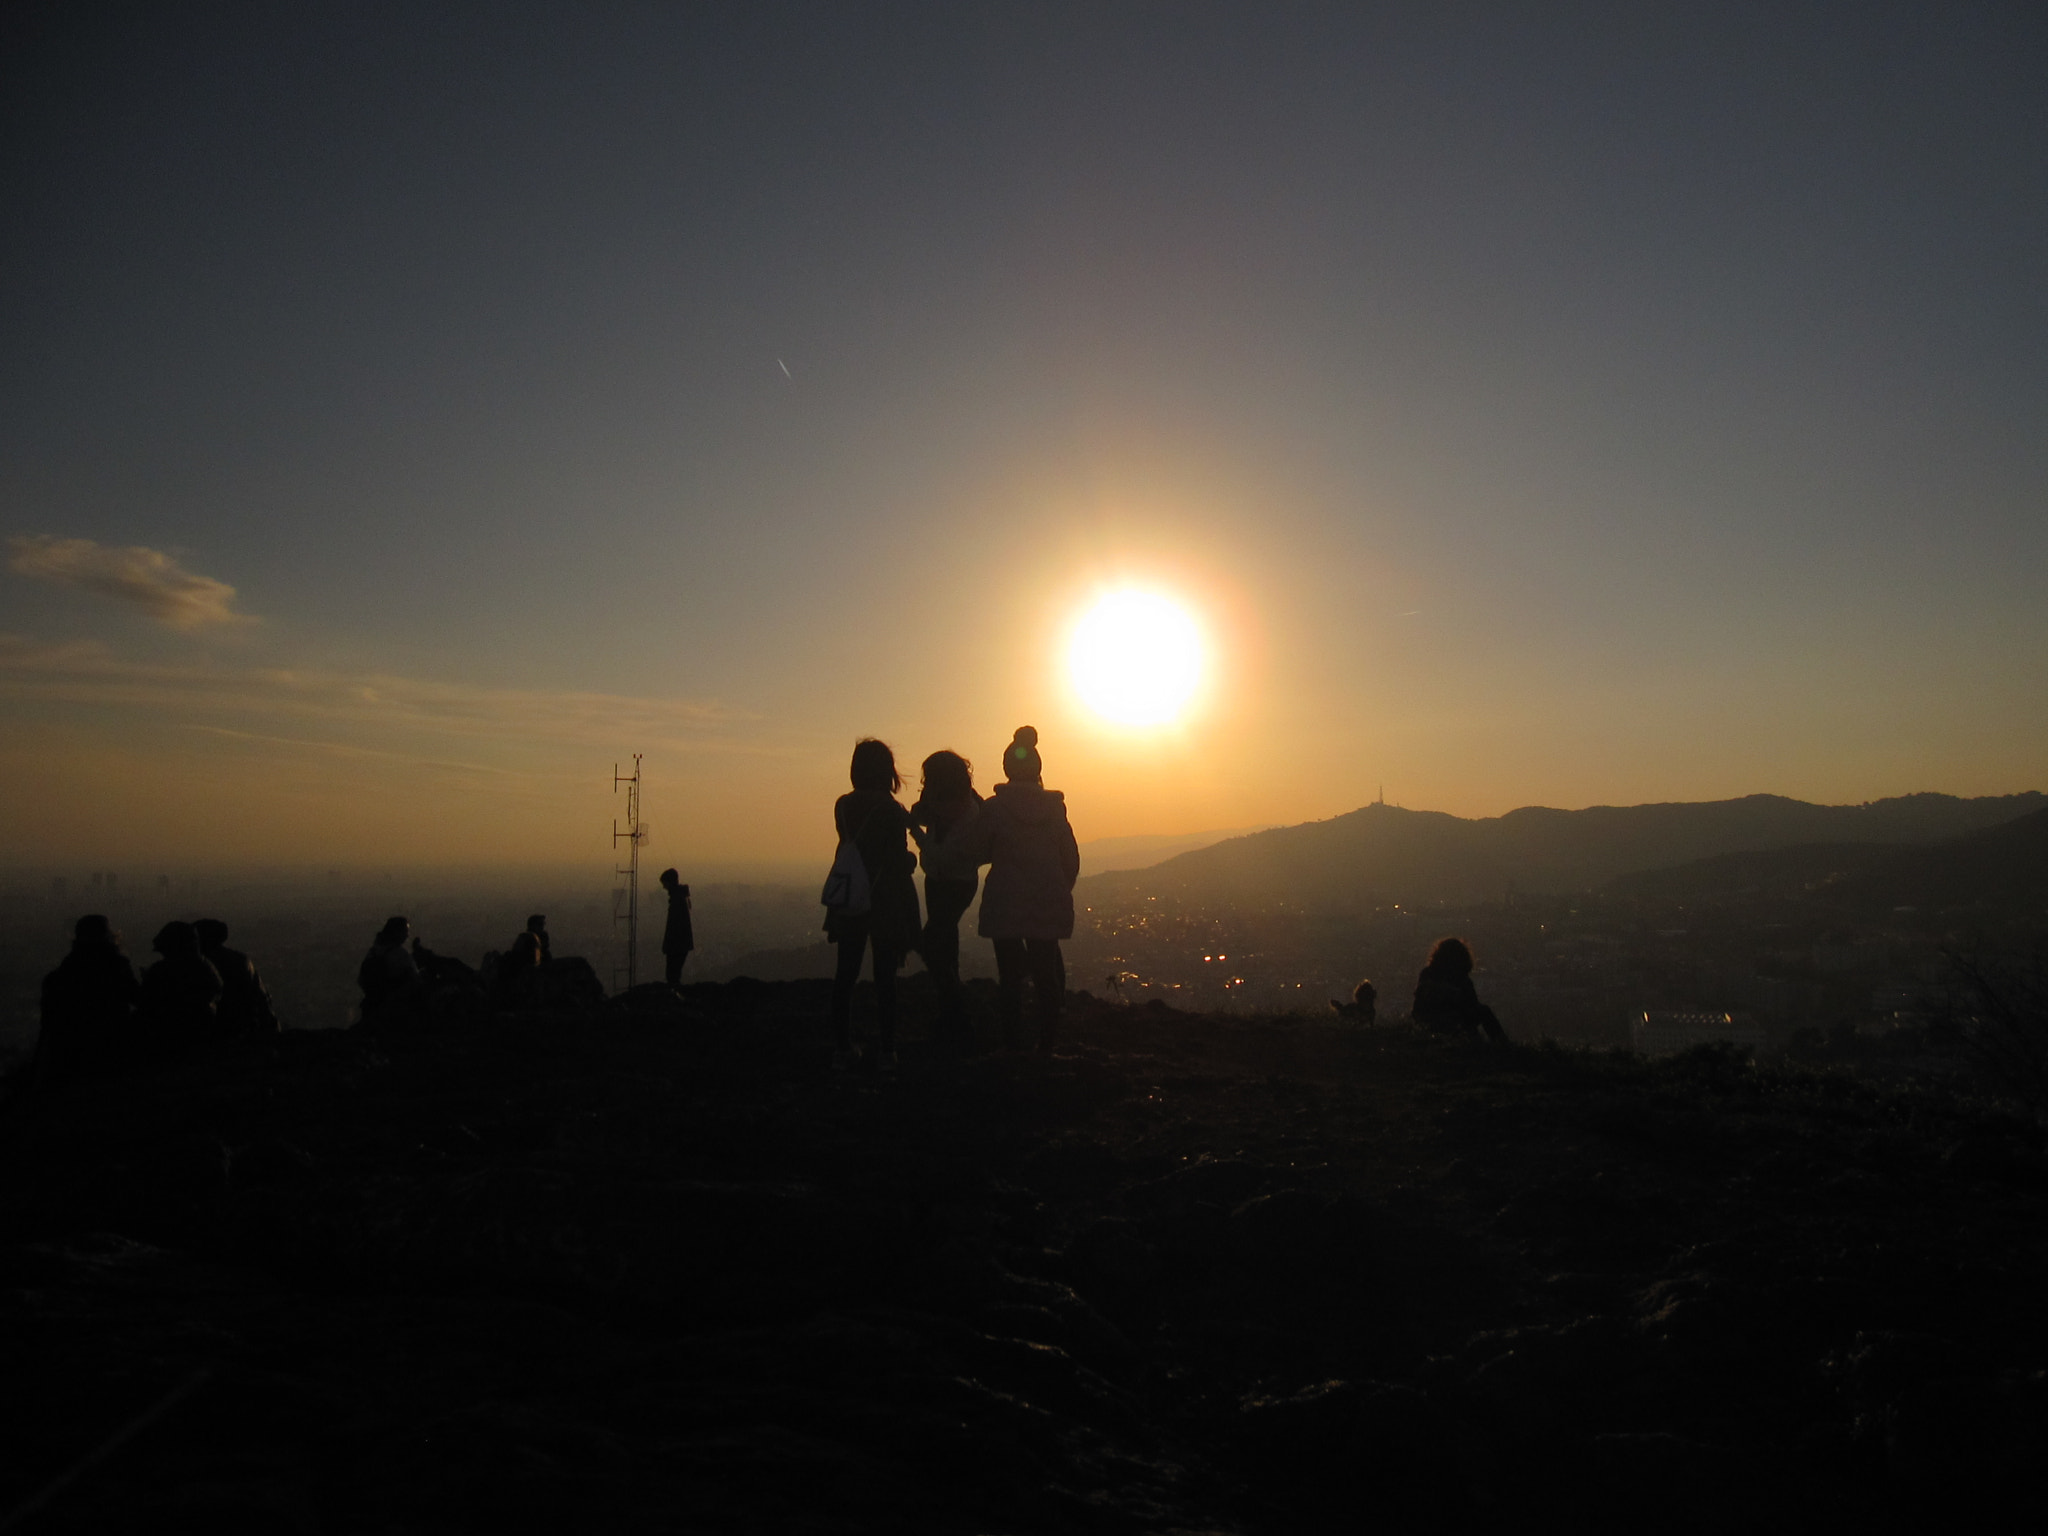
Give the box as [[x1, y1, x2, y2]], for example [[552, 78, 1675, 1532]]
[[825, 725, 1080, 1068]]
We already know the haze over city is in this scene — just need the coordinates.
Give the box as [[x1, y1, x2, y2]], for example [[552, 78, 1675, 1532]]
[[4, 2, 2045, 875]]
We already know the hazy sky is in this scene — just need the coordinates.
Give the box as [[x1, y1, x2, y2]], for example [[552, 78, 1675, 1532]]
[[3, 1, 2044, 871]]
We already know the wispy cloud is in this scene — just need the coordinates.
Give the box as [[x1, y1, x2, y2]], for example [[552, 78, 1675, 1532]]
[[7, 535, 257, 630], [181, 724, 537, 779], [0, 634, 756, 752]]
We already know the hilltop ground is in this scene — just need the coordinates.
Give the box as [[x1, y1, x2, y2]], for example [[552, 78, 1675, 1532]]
[[3, 979, 2044, 1534]]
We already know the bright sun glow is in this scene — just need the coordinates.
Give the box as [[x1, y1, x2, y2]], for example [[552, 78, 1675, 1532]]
[[1068, 590, 1204, 726]]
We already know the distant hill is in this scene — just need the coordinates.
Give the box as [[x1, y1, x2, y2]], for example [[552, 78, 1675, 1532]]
[[1079, 827, 1270, 875], [702, 941, 838, 983], [1604, 807, 2048, 915], [1605, 842, 1904, 901], [1075, 792, 2047, 910], [1841, 807, 2048, 913]]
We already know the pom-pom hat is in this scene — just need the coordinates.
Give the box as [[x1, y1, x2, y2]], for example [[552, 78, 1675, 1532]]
[[1006, 725, 1042, 781]]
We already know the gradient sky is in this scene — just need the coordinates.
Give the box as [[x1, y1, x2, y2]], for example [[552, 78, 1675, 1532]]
[[3, 1, 2044, 872]]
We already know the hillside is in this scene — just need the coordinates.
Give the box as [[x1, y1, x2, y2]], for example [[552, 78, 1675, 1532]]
[[1079, 828, 1271, 876], [3, 981, 2044, 1531], [1605, 807, 2048, 917], [1604, 842, 1902, 902], [1841, 807, 2048, 913], [1077, 792, 2047, 911]]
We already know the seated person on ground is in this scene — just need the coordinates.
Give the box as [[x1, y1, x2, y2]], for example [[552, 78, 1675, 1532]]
[[1411, 937, 1508, 1045], [138, 921, 224, 1054], [195, 919, 280, 1037], [35, 915, 140, 1083], [493, 931, 546, 1008], [1331, 978, 1377, 1023], [357, 917, 420, 1025]]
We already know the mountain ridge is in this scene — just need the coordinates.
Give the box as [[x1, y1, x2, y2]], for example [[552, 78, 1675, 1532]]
[[1076, 791, 2048, 909]]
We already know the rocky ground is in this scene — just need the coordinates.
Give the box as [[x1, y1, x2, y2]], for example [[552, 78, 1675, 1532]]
[[2, 976, 2044, 1534]]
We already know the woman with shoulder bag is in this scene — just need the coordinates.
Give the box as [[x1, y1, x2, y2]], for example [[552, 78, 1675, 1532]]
[[822, 738, 921, 1071]]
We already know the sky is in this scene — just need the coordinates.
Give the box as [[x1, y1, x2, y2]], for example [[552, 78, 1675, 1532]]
[[3, 0, 2045, 874]]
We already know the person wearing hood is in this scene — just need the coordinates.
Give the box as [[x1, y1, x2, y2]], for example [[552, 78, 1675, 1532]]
[[823, 738, 921, 1070], [34, 914, 141, 1082], [909, 748, 985, 1052], [958, 726, 1079, 1054]]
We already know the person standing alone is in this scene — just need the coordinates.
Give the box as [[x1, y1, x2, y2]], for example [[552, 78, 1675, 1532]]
[[961, 726, 1079, 1054], [659, 868, 694, 988]]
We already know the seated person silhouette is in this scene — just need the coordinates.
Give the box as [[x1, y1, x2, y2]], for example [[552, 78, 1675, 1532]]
[[35, 915, 140, 1082], [493, 930, 546, 1009], [195, 919, 280, 1037], [409, 935, 473, 985], [1330, 978, 1377, 1023], [137, 921, 224, 1056], [525, 914, 552, 964], [357, 917, 420, 1026], [1411, 937, 1507, 1044]]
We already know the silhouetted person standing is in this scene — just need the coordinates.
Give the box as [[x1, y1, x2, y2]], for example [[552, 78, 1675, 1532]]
[[34, 915, 140, 1083], [658, 869, 694, 988], [195, 919, 280, 1037], [961, 726, 1079, 1055], [823, 738, 921, 1071], [525, 915, 552, 963], [358, 916, 419, 1027], [910, 749, 985, 1052], [137, 921, 223, 1056], [1412, 937, 1507, 1044]]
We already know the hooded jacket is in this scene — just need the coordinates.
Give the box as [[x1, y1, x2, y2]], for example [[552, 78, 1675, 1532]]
[[965, 781, 1080, 940], [37, 941, 140, 1079]]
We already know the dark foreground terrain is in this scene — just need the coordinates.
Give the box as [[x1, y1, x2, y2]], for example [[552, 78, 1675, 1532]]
[[3, 980, 2044, 1533]]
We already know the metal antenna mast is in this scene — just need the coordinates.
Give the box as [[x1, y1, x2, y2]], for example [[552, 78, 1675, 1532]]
[[612, 755, 647, 990]]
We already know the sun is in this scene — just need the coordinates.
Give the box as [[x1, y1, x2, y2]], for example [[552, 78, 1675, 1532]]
[[1068, 590, 1204, 727]]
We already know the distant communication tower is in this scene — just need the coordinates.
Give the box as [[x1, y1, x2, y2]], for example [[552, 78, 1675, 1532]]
[[612, 755, 648, 990]]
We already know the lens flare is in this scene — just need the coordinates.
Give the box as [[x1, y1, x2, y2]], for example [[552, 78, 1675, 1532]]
[[1068, 590, 1203, 726]]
